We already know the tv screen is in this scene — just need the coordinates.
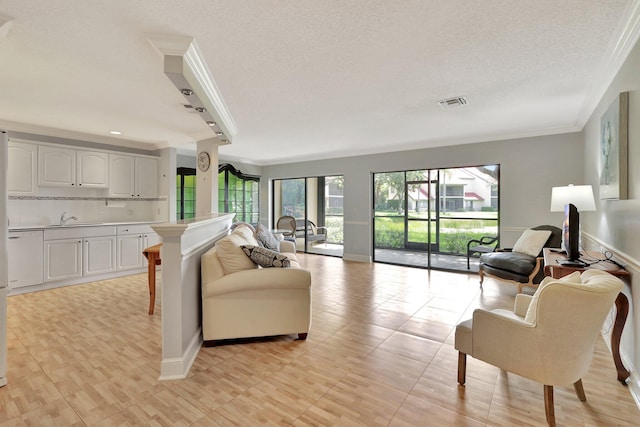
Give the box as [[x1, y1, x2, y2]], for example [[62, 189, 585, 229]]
[[563, 203, 580, 261]]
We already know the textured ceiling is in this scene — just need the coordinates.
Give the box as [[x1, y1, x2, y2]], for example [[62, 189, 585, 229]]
[[0, 1, 637, 165]]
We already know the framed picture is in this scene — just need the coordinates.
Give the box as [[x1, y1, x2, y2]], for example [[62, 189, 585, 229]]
[[599, 92, 628, 200]]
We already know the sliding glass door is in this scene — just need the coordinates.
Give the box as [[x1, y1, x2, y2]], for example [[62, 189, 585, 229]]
[[273, 175, 343, 257], [373, 165, 499, 272]]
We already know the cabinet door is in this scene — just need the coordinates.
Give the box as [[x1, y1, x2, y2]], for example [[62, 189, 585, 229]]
[[117, 234, 143, 270], [83, 236, 116, 276], [77, 150, 108, 188], [8, 231, 44, 288], [108, 154, 135, 197], [134, 157, 158, 198], [44, 239, 82, 282], [38, 146, 76, 187], [8, 141, 38, 195]]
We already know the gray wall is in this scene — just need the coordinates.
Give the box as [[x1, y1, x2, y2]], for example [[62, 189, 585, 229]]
[[261, 132, 584, 259], [582, 35, 640, 392]]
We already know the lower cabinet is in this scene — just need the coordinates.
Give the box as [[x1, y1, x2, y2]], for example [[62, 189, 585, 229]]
[[83, 236, 116, 276], [44, 238, 83, 282], [116, 224, 160, 270], [117, 234, 144, 271]]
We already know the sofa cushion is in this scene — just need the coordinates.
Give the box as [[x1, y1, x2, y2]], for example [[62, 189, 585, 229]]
[[480, 251, 537, 276], [215, 229, 260, 274], [241, 245, 291, 268], [512, 229, 552, 257], [255, 223, 280, 252], [524, 271, 582, 324]]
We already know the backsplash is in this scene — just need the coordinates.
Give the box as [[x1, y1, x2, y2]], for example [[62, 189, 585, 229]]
[[8, 197, 167, 227]]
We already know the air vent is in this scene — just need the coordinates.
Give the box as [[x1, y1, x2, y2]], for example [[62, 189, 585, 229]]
[[438, 96, 468, 109]]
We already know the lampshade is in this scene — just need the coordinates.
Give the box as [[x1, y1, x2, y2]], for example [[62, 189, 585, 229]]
[[550, 185, 596, 212]]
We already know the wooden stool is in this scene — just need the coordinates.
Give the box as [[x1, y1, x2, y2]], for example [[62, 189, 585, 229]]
[[142, 243, 162, 315]]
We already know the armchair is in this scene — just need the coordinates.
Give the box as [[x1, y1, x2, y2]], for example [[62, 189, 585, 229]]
[[479, 225, 561, 293], [466, 235, 499, 269], [295, 219, 328, 244], [276, 216, 297, 241], [455, 270, 623, 426]]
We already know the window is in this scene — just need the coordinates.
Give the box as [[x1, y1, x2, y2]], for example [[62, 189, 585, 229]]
[[218, 164, 260, 225], [176, 167, 196, 220], [176, 164, 260, 223]]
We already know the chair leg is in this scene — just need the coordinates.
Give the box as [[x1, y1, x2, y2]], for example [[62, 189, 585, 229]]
[[544, 385, 555, 426], [457, 352, 467, 385], [479, 270, 484, 288], [297, 333, 308, 340], [573, 379, 587, 402]]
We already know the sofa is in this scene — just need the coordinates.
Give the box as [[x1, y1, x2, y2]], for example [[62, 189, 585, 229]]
[[201, 223, 311, 343]]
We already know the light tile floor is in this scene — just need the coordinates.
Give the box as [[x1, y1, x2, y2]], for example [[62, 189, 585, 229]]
[[1, 254, 638, 425]]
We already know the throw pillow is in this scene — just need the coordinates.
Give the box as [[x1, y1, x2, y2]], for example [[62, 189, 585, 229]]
[[255, 223, 280, 252], [524, 271, 582, 324], [512, 229, 552, 257], [241, 245, 291, 268]]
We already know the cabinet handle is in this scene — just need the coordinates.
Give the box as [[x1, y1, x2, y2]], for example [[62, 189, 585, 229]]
[[79, 183, 82, 186], [9, 236, 20, 239]]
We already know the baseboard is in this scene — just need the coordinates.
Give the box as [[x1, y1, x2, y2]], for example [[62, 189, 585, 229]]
[[342, 253, 371, 263], [159, 327, 203, 380]]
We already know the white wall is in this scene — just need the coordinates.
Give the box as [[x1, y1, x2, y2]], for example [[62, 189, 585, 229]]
[[582, 36, 640, 399], [261, 132, 584, 259]]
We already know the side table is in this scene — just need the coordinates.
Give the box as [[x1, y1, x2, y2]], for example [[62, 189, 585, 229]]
[[142, 243, 162, 315], [543, 248, 631, 385]]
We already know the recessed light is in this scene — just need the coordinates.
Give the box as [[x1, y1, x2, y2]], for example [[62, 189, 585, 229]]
[[206, 121, 216, 127], [195, 107, 206, 113], [109, 130, 122, 135], [216, 131, 224, 136], [181, 88, 193, 96]]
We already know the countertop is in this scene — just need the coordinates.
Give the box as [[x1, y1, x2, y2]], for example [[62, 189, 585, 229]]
[[9, 220, 163, 231]]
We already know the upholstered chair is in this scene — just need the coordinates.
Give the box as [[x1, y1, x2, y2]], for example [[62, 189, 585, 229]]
[[479, 225, 562, 293], [455, 270, 623, 426]]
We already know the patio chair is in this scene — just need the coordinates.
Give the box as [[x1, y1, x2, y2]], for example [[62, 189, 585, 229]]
[[466, 235, 499, 269], [276, 216, 297, 241]]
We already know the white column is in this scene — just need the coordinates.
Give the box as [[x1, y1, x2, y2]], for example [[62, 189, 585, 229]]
[[152, 213, 234, 380], [195, 137, 221, 217]]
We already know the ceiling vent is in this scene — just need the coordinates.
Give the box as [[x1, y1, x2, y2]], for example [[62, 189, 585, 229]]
[[438, 96, 468, 109]]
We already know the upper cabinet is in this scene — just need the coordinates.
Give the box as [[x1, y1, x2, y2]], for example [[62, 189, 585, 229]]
[[77, 150, 109, 188], [38, 146, 76, 187], [135, 156, 158, 198], [8, 141, 38, 195], [108, 154, 157, 198], [38, 146, 108, 188]]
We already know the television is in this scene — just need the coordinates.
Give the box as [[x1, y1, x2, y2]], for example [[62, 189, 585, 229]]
[[562, 203, 581, 262]]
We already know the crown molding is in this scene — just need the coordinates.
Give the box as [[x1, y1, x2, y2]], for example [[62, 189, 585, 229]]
[[576, 0, 640, 127]]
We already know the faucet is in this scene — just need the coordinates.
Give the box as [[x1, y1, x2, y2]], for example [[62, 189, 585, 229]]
[[60, 212, 78, 226]]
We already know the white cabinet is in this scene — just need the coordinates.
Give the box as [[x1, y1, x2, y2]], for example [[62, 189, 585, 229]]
[[38, 146, 76, 187], [135, 157, 158, 198], [117, 234, 144, 271], [8, 141, 38, 195], [77, 150, 108, 188], [8, 231, 44, 288], [116, 224, 159, 270], [83, 236, 116, 276], [44, 238, 83, 282], [38, 146, 108, 188], [109, 154, 157, 197], [108, 154, 135, 197]]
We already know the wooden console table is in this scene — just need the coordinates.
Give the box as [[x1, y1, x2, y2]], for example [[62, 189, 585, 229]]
[[543, 248, 631, 385], [142, 243, 162, 315]]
